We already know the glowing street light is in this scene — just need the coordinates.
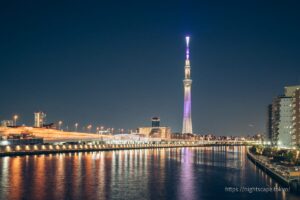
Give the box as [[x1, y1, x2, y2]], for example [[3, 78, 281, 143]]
[[75, 123, 78, 132], [13, 115, 18, 126], [87, 125, 92, 133], [58, 121, 63, 130], [278, 141, 282, 147]]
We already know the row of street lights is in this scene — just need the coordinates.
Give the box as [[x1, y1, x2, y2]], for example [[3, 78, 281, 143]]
[[56, 121, 111, 133], [7, 115, 128, 135]]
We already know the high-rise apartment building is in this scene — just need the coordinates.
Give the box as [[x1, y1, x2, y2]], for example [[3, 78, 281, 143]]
[[34, 112, 46, 128], [266, 104, 273, 141], [272, 96, 293, 147], [289, 86, 300, 147], [268, 85, 300, 148]]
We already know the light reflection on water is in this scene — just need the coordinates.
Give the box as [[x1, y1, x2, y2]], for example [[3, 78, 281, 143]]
[[0, 146, 298, 200]]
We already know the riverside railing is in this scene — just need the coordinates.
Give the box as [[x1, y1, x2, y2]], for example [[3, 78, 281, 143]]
[[247, 148, 300, 193]]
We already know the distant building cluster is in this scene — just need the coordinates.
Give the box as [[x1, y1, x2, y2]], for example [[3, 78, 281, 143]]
[[170, 133, 259, 142], [1, 112, 48, 128], [267, 85, 300, 148], [1, 120, 13, 127]]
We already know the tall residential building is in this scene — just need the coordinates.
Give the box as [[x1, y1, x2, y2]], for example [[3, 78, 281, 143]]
[[182, 36, 193, 134], [266, 104, 273, 141], [286, 86, 300, 147], [272, 96, 293, 147], [34, 112, 46, 128], [285, 85, 300, 97], [268, 85, 300, 148], [271, 98, 279, 145]]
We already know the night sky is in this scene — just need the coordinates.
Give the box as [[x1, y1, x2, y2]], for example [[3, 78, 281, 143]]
[[1, 1, 300, 135]]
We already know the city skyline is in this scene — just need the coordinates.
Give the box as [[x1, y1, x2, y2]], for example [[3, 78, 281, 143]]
[[1, 2, 300, 200], [1, 1, 300, 135]]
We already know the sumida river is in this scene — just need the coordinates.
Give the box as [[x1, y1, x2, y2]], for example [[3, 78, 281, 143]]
[[0, 146, 298, 200]]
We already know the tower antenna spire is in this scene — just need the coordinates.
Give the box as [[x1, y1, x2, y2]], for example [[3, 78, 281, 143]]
[[186, 36, 190, 60]]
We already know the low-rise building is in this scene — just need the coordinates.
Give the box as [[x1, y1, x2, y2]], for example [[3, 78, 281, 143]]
[[1, 120, 14, 127], [138, 126, 171, 139], [137, 117, 171, 139], [1, 132, 43, 145]]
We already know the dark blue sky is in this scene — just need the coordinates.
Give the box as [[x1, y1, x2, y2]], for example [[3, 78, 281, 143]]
[[0, 0, 300, 135]]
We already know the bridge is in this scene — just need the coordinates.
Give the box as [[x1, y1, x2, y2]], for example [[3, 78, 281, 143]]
[[0, 140, 259, 157]]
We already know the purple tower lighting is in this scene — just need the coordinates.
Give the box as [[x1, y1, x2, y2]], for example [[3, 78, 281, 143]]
[[182, 36, 193, 134]]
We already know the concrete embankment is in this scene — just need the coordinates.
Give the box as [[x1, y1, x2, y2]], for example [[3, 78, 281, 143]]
[[247, 148, 300, 193]]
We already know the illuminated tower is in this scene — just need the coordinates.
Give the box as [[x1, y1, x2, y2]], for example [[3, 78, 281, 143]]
[[182, 36, 193, 134]]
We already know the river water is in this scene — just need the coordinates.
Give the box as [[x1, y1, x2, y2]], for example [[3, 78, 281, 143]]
[[0, 146, 298, 200]]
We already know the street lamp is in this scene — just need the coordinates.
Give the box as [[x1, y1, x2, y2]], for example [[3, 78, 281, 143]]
[[99, 126, 104, 134], [87, 125, 92, 133], [75, 123, 78, 132], [13, 115, 18, 126], [58, 121, 63, 130]]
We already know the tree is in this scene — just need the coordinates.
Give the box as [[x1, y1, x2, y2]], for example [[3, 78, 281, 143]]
[[262, 147, 272, 157]]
